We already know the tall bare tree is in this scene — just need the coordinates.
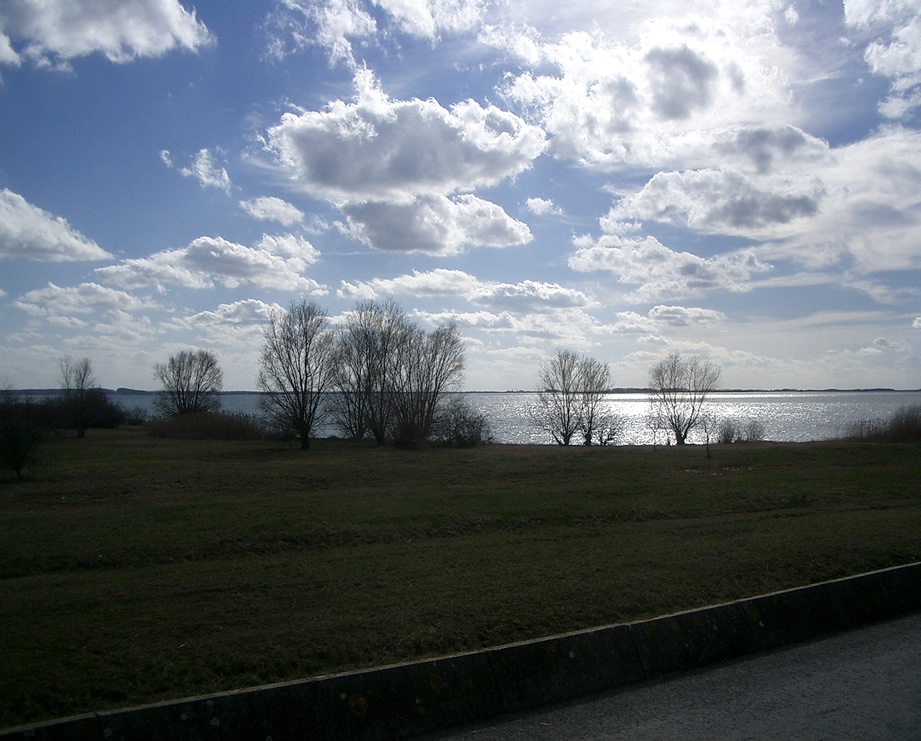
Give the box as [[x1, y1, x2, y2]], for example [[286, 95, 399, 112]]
[[332, 299, 409, 445], [531, 350, 616, 445], [389, 321, 465, 448], [60, 356, 96, 438], [154, 349, 223, 417], [532, 349, 582, 445], [648, 352, 721, 445], [258, 299, 335, 449]]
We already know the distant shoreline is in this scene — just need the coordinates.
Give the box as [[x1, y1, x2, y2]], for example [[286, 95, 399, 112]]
[[10, 387, 921, 395]]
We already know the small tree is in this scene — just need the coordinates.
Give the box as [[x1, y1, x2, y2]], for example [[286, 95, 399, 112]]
[[60, 356, 96, 437], [531, 350, 615, 446], [648, 352, 720, 446], [154, 349, 223, 417], [257, 299, 335, 449], [0, 390, 44, 481]]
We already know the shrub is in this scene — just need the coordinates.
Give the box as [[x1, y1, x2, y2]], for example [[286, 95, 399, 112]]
[[0, 392, 45, 481], [147, 411, 265, 440], [432, 398, 493, 448], [716, 417, 765, 444], [717, 418, 737, 445], [844, 405, 921, 443]]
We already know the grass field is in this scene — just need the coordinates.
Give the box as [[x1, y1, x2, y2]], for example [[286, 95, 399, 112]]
[[2, 428, 920, 729]]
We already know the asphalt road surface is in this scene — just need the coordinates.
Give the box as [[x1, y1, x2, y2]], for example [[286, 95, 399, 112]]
[[424, 612, 921, 740]]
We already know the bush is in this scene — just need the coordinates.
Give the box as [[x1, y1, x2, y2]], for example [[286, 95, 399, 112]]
[[147, 411, 266, 440], [844, 405, 921, 443], [717, 418, 737, 444], [0, 393, 45, 481], [432, 398, 493, 448], [717, 417, 765, 444]]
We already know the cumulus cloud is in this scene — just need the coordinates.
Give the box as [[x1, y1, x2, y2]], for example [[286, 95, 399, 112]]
[[499, 10, 797, 168], [178, 149, 233, 195], [268, 69, 545, 203], [712, 125, 831, 175], [239, 196, 304, 225], [569, 232, 772, 302], [913, 317, 921, 329], [266, 68, 544, 252], [14, 282, 153, 319], [0, 189, 111, 261], [0, 0, 213, 69], [341, 194, 531, 254], [96, 235, 325, 292], [526, 197, 562, 216], [613, 305, 725, 332], [605, 169, 824, 238], [758, 126, 921, 273], [338, 267, 596, 312]]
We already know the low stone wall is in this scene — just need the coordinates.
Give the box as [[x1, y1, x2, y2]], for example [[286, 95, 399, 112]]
[[4, 562, 920, 741]]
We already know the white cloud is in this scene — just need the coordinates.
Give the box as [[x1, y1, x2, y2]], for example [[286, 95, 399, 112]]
[[338, 267, 595, 311], [913, 316, 921, 329], [266, 68, 544, 252], [604, 169, 824, 238], [499, 9, 797, 169], [96, 235, 326, 292], [239, 196, 304, 225], [14, 282, 153, 318], [0, 0, 213, 69], [525, 197, 562, 216], [266, 0, 485, 65], [267, 68, 546, 204], [845, 0, 921, 118], [179, 149, 233, 195], [341, 194, 531, 254], [758, 126, 921, 273], [0, 189, 111, 261], [569, 232, 772, 302], [254, 233, 319, 261]]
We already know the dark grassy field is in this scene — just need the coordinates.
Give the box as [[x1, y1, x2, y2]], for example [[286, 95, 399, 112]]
[[2, 428, 920, 729]]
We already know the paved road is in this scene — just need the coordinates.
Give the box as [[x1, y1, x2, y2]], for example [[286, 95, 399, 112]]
[[424, 612, 921, 740]]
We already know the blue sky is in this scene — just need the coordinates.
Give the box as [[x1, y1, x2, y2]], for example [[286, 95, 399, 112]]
[[1, 0, 920, 391]]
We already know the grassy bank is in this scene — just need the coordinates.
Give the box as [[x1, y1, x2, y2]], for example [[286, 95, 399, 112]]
[[2, 428, 920, 728]]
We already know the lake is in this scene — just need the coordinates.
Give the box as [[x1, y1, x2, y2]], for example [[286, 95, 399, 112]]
[[100, 389, 921, 445]]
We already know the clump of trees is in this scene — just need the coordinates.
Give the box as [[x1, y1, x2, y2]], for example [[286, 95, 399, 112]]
[[531, 349, 620, 445], [648, 352, 721, 446], [256, 298, 467, 449]]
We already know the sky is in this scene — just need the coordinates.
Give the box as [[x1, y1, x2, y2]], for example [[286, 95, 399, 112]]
[[1, 0, 920, 392]]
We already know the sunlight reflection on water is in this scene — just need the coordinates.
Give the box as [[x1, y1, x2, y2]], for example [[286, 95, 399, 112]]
[[104, 390, 921, 445]]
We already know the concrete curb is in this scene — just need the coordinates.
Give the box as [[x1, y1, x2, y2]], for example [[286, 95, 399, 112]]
[[4, 562, 920, 740]]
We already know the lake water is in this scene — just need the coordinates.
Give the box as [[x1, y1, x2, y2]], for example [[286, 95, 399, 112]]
[[100, 389, 921, 445]]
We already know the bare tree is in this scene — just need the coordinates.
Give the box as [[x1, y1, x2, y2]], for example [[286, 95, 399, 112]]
[[648, 352, 721, 446], [60, 356, 96, 438], [332, 299, 409, 445], [577, 354, 617, 445], [257, 299, 335, 449], [531, 350, 615, 445], [154, 349, 223, 417], [389, 321, 465, 448], [532, 350, 582, 445]]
